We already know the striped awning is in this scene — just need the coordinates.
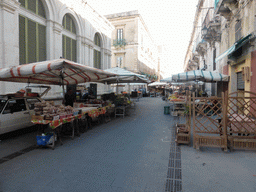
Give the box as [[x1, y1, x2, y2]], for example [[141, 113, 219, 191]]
[[215, 34, 252, 62], [0, 59, 116, 85], [172, 70, 229, 82]]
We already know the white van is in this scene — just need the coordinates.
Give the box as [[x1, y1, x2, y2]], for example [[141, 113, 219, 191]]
[[0, 86, 50, 135]]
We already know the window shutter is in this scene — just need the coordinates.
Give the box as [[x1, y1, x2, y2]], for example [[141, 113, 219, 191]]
[[28, 0, 37, 14], [27, 19, 37, 63], [19, 0, 26, 7], [66, 36, 72, 61], [19, 16, 26, 65], [98, 51, 101, 69], [62, 15, 66, 28], [62, 35, 65, 59], [38, 24, 46, 62], [235, 21, 241, 41], [38, 0, 46, 18], [72, 39, 77, 62], [94, 50, 96, 68], [66, 15, 71, 32], [72, 20, 76, 34], [237, 72, 245, 90]]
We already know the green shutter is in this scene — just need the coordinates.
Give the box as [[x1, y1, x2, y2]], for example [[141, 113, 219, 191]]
[[28, 0, 37, 14], [63, 14, 76, 34], [62, 15, 66, 28], [19, 0, 26, 7], [99, 51, 101, 69], [66, 15, 71, 32], [38, 0, 46, 18], [27, 19, 37, 63], [38, 24, 46, 62], [72, 39, 77, 62], [93, 50, 96, 68], [72, 20, 76, 34], [62, 35, 65, 59], [19, 16, 26, 65], [94, 34, 100, 46], [93, 50, 101, 69], [66, 36, 71, 61]]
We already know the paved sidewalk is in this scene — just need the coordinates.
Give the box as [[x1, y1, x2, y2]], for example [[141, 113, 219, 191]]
[[181, 144, 256, 192]]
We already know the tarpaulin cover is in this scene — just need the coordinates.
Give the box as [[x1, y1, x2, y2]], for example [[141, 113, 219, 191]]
[[100, 67, 151, 84], [148, 82, 168, 87], [172, 70, 229, 82], [0, 59, 116, 85]]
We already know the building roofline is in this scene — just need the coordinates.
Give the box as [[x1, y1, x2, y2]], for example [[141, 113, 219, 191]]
[[184, 0, 205, 70], [105, 10, 157, 46]]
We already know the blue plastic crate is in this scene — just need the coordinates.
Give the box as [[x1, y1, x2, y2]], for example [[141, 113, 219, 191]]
[[36, 134, 53, 146]]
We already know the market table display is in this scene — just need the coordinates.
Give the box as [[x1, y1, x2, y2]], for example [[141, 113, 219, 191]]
[[168, 94, 186, 116], [31, 100, 113, 148]]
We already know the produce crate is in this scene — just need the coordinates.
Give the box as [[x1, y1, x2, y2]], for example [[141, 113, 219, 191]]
[[176, 124, 190, 145], [31, 115, 44, 121], [171, 111, 178, 116]]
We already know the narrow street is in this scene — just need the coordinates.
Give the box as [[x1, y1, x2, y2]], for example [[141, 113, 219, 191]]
[[0, 97, 177, 192]]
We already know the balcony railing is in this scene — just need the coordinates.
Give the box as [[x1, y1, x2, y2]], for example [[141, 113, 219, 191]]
[[215, 0, 237, 19], [113, 39, 127, 47], [193, 34, 207, 55]]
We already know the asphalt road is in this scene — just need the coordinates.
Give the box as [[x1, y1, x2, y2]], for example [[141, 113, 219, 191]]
[[0, 97, 174, 192]]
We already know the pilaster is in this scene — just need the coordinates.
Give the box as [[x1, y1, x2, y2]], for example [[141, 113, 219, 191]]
[[0, 0, 20, 94]]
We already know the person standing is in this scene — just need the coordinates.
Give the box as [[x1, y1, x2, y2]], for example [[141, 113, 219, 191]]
[[64, 88, 76, 107]]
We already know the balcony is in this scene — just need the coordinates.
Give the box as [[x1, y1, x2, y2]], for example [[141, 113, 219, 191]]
[[201, 9, 221, 44], [193, 34, 207, 56], [215, 0, 239, 20], [113, 39, 127, 48]]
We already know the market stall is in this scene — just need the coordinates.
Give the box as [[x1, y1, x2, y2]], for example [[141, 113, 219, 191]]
[[100, 67, 151, 95], [170, 70, 230, 148], [0, 59, 117, 148]]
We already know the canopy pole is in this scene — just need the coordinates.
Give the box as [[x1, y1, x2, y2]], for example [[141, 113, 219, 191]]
[[116, 82, 119, 95]]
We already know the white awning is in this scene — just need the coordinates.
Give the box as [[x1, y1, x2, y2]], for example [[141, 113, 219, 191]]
[[172, 70, 229, 82], [100, 67, 151, 84], [148, 82, 168, 87]]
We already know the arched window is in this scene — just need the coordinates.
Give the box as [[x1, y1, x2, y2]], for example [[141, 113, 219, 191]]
[[19, 0, 46, 64], [62, 14, 77, 62], [94, 33, 101, 69]]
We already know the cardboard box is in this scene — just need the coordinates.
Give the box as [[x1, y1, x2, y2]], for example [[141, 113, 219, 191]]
[[31, 115, 44, 121]]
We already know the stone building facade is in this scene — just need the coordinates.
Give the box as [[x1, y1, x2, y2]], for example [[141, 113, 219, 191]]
[[105, 10, 159, 81], [0, 0, 114, 96], [184, 0, 256, 97]]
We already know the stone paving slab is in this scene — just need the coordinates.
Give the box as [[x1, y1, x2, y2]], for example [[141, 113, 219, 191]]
[[181, 145, 256, 192]]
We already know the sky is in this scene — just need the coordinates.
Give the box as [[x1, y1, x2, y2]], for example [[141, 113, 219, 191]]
[[87, 0, 198, 78]]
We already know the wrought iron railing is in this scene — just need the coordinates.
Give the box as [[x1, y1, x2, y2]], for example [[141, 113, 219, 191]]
[[113, 39, 127, 47]]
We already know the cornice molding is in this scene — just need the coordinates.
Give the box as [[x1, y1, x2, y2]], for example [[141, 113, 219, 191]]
[[0, 0, 19, 14], [52, 22, 63, 34]]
